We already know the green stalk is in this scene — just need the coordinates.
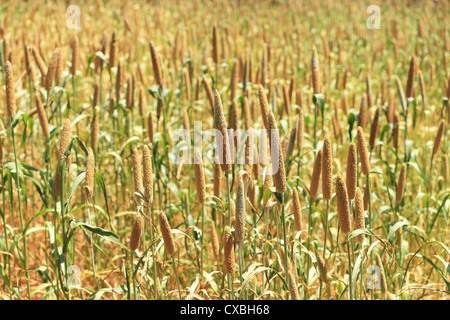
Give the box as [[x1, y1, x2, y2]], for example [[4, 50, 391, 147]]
[[11, 126, 30, 298], [84, 194, 97, 290], [347, 236, 353, 300], [280, 193, 290, 300], [323, 200, 329, 259], [172, 255, 182, 300]]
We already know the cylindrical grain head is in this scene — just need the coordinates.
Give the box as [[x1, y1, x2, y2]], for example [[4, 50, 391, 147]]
[[369, 107, 380, 149], [194, 148, 206, 204], [243, 96, 251, 131], [84, 148, 95, 200], [375, 253, 387, 296], [71, 35, 78, 76], [433, 120, 445, 155], [288, 268, 300, 300], [357, 126, 370, 175], [209, 223, 220, 261], [322, 136, 333, 200], [316, 253, 329, 284], [214, 90, 231, 172], [268, 110, 286, 193], [292, 188, 302, 232], [309, 149, 323, 199], [234, 175, 246, 242], [58, 119, 72, 161], [396, 163, 407, 203], [202, 75, 214, 108], [143, 145, 153, 203], [159, 211, 175, 256], [230, 61, 239, 101], [358, 94, 368, 130], [336, 174, 351, 235], [150, 42, 163, 86], [56, 47, 64, 87], [46, 47, 59, 91], [31, 45, 48, 80], [258, 84, 270, 129], [5, 61, 16, 120], [418, 70, 427, 107], [224, 226, 235, 275], [212, 25, 219, 65], [109, 31, 117, 68], [132, 147, 144, 196], [35, 94, 50, 139], [91, 111, 99, 152], [311, 46, 321, 93], [130, 213, 143, 251], [405, 56, 416, 98], [354, 188, 365, 243], [346, 142, 357, 199]]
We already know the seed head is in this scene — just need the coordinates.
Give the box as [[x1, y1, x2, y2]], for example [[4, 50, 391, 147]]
[[309, 149, 323, 199], [336, 174, 351, 235], [357, 126, 370, 176], [159, 211, 175, 256], [322, 136, 333, 200]]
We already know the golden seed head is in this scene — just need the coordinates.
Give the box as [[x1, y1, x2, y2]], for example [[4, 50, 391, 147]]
[[202, 75, 214, 108], [268, 110, 286, 193], [230, 61, 239, 101], [292, 188, 302, 232], [58, 119, 72, 161], [234, 175, 246, 242], [91, 111, 99, 152], [354, 188, 365, 243], [336, 174, 351, 235], [70, 35, 78, 75], [212, 25, 219, 64], [143, 145, 153, 203], [194, 148, 206, 204], [31, 45, 48, 79], [316, 254, 329, 284], [224, 226, 235, 275], [129, 214, 143, 252], [84, 148, 95, 200], [433, 120, 445, 155], [311, 46, 321, 94], [406, 56, 416, 98], [35, 94, 50, 139], [214, 90, 231, 172], [209, 223, 220, 261], [358, 94, 368, 130], [5, 61, 16, 120], [375, 253, 388, 296], [396, 164, 407, 203], [159, 211, 175, 256], [149, 42, 163, 86], [322, 136, 333, 200], [132, 147, 144, 197], [346, 142, 357, 199], [393, 112, 399, 148], [46, 47, 60, 91], [309, 149, 323, 199], [357, 126, 370, 176], [258, 84, 270, 129], [243, 96, 251, 131], [369, 108, 380, 149]]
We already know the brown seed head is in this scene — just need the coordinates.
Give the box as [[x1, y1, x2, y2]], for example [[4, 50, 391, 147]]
[[209, 223, 220, 261], [346, 142, 357, 199], [5, 61, 16, 120], [213, 156, 222, 198], [143, 145, 153, 203], [84, 148, 95, 200], [336, 174, 351, 235], [433, 120, 445, 155], [130, 214, 143, 252], [149, 42, 163, 86], [234, 175, 246, 242], [358, 94, 368, 130], [194, 148, 206, 204], [311, 46, 321, 93], [214, 90, 231, 172], [354, 188, 365, 243], [309, 149, 323, 199], [375, 253, 387, 296], [322, 136, 333, 200], [46, 47, 59, 91], [224, 226, 235, 275], [406, 56, 416, 98], [357, 126, 370, 175], [148, 112, 154, 143], [132, 147, 144, 197], [159, 212, 175, 256], [316, 253, 329, 284], [258, 84, 270, 129], [369, 107, 380, 149], [70, 35, 78, 76], [268, 110, 286, 193], [292, 188, 302, 232], [396, 164, 407, 203]]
